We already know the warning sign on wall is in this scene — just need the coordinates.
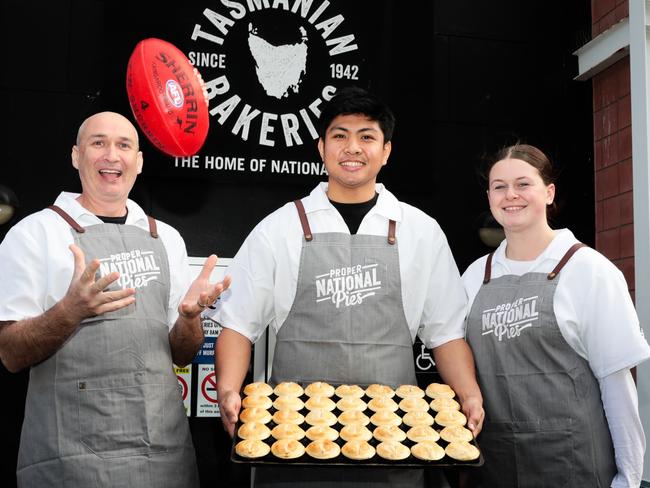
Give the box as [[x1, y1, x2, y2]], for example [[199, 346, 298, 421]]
[[188, 257, 230, 417], [193, 319, 221, 364], [189, 258, 228, 366], [196, 364, 220, 417], [174, 365, 192, 417]]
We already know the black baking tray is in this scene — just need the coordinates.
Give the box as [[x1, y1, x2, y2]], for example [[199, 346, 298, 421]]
[[230, 394, 483, 468]]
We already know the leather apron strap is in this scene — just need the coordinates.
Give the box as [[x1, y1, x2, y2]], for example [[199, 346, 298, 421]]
[[47, 205, 85, 233], [293, 200, 313, 241], [293, 199, 397, 244], [48, 204, 159, 237], [483, 252, 494, 284], [482, 242, 586, 283], [547, 242, 586, 279]]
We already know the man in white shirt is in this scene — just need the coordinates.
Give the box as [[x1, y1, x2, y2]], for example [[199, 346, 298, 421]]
[[211, 87, 484, 488], [0, 112, 230, 488]]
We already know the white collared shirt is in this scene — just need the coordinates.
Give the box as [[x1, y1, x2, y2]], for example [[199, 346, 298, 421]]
[[462, 228, 650, 378], [463, 228, 650, 487], [0, 192, 190, 327], [209, 183, 467, 349]]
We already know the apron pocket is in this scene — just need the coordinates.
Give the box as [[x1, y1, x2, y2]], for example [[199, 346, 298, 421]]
[[512, 418, 575, 488], [77, 372, 166, 459], [480, 418, 575, 488]]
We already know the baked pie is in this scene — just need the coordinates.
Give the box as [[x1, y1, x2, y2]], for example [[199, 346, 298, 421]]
[[411, 441, 445, 461], [335, 384, 365, 399], [336, 396, 367, 412], [237, 422, 271, 441], [439, 425, 473, 443], [273, 395, 305, 411], [273, 381, 304, 397], [395, 385, 425, 399], [239, 407, 272, 424], [406, 425, 440, 443], [434, 409, 467, 427], [271, 423, 306, 441], [272, 410, 305, 425], [370, 410, 402, 427], [306, 440, 340, 459], [376, 440, 410, 461], [271, 438, 305, 459], [242, 395, 273, 410], [445, 441, 480, 461], [338, 410, 370, 426], [365, 384, 395, 398], [243, 382, 273, 397], [305, 396, 336, 411], [341, 440, 375, 460], [304, 381, 335, 398], [430, 397, 461, 412], [373, 425, 407, 442], [305, 409, 337, 427], [235, 439, 271, 458], [340, 424, 373, 442], [305, 425, 339, 442], [367, 396, 399, 413], [425, 382, 455, 399], [402, 411, 434, 427], [398, 397, 429, 413]]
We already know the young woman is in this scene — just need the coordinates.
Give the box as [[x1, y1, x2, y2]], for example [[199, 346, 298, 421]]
[[463, 144, 650, 487]]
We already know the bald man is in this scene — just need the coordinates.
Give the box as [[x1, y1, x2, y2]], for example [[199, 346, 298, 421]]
[[0, 112, 230, 488]]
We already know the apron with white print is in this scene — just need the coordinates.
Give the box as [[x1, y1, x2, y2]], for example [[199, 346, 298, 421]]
[[466, 244, 615, 487], [16, 206, 198, 488], [255, 200, 450, 488]]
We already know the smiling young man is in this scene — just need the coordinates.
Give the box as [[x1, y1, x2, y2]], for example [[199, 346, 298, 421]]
[[317, 112, 391, 202], [0, 112, 230, 488], [211, 87, 484, 488]]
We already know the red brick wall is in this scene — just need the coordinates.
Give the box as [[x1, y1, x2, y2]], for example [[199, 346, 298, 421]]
[[592, 0, 628, 36], [592, 0, 634, 296]]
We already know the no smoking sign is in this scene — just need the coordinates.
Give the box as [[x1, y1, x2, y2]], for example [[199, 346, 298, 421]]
[[197, 364, 220, 417], [201, 371, 218, 404]]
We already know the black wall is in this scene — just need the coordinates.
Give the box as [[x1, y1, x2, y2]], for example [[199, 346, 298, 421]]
[[1, 1, 591, 487]]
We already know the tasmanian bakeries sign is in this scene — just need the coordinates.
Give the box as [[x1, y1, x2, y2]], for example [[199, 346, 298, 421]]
[[145, 1, 364, 191], [189, 0, 364, 150]]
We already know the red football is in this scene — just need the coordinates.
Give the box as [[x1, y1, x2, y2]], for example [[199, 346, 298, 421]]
[[126, 38, 209, 157]]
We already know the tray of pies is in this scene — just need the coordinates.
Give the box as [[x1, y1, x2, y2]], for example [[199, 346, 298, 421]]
[[230, 381, 483, 468]]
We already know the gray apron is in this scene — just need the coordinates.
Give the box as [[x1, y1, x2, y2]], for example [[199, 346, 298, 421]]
[[466, 243, 616, 488], [255, 200, 447, 488], [16, 205, 199, 488]]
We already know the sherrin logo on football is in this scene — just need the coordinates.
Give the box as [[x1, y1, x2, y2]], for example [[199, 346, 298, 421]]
[[166, 79, 185, 108]]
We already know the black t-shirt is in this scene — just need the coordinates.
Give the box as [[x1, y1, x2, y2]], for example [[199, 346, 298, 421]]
[[329, 193, 378, 235], [97, 212, 128, 225]]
